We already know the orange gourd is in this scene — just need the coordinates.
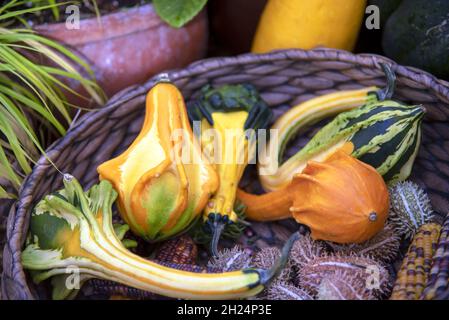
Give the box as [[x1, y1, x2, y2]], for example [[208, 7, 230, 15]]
[[238, 149, 389, 243], [97, 81, 218, 242]]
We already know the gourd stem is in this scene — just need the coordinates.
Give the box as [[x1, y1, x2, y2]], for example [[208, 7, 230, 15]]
[[237, 188, 292, 221], [210, 220, 225, 257], [155, 72, 171, 83], [258, 232, 300, 285], [376, 63, 396, 101]]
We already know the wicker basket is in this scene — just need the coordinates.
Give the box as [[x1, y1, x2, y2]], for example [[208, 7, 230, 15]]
[[3, 48, 449, 300]]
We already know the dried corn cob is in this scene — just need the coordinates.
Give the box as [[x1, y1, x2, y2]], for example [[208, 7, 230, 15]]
[[85, 263, 222, 300], [154, 235, 198, 265], [421, 215, 449, 299], [390, 222, 441, 300]]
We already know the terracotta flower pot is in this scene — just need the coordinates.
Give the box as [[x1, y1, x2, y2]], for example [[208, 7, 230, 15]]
[[34, 4, 208, 104]]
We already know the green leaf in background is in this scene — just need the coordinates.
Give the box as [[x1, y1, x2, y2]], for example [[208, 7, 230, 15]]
[[153, 0, 207, 28]]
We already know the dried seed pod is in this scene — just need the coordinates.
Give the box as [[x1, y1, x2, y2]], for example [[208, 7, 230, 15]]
[[328, 225, 401, 264], [207, 246, 252, 271], [390, 223, 441, 300], [265, 281, 313, 300], [290, 234, 328, 268], [317, 270, 377, 300], [299, 254, 390, 298], [421, 215, 449, 300], [154, 235, 198, 265], [389, 181, 434, 239], [252, 247, 293, 281]]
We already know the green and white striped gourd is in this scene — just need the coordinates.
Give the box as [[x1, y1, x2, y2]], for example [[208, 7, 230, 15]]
[[260, 95, 425, 191], [259, 65, 425, 191]]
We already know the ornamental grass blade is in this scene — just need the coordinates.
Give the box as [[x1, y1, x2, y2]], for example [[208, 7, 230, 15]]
[[0, 184, 16, 199], [0, 1, 69, 22], [0, 1, 105, 196]]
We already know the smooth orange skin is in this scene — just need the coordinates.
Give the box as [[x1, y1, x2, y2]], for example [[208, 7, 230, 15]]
[[290, 150, 389, 243], [238, 148, 389, 244], [238, 142, 356, 221], [237, 188, 292, 221]]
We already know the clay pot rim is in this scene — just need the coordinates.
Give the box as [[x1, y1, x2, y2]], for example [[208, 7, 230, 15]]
[[33, 3, 173, 45]]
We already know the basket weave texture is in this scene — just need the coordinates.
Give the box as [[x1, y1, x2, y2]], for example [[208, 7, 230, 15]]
[[3, 48, 449, 300]]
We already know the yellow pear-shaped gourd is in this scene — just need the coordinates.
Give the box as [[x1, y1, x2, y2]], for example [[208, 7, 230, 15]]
[[97, 81, 218, 241]]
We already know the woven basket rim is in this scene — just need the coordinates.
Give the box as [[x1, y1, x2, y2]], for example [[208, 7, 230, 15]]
[[29, 48, 449, 178], [4, 47, 449, 299]]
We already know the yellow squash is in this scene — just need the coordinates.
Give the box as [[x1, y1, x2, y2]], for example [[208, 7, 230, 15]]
[[252, 0, 367, 53], [98, 80, 218, 241], [187, 83, 272, 255]]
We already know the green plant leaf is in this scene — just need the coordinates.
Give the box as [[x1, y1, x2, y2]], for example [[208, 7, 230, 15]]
[[153, 0, 207, 28], [0, 184, 16, 199], [0, 1, 105, 196], [0, 145, 22, 190], [0, 2, 67, 22], [47, 0, 60, 21]]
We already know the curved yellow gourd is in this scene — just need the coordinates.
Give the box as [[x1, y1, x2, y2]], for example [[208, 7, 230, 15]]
[[23, 176, 298, 300], [252, 0, 367, 53]]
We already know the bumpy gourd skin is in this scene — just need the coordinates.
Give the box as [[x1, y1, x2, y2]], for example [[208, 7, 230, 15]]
[[97, 82, 218, 242], [188, 84, 272, 255]]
